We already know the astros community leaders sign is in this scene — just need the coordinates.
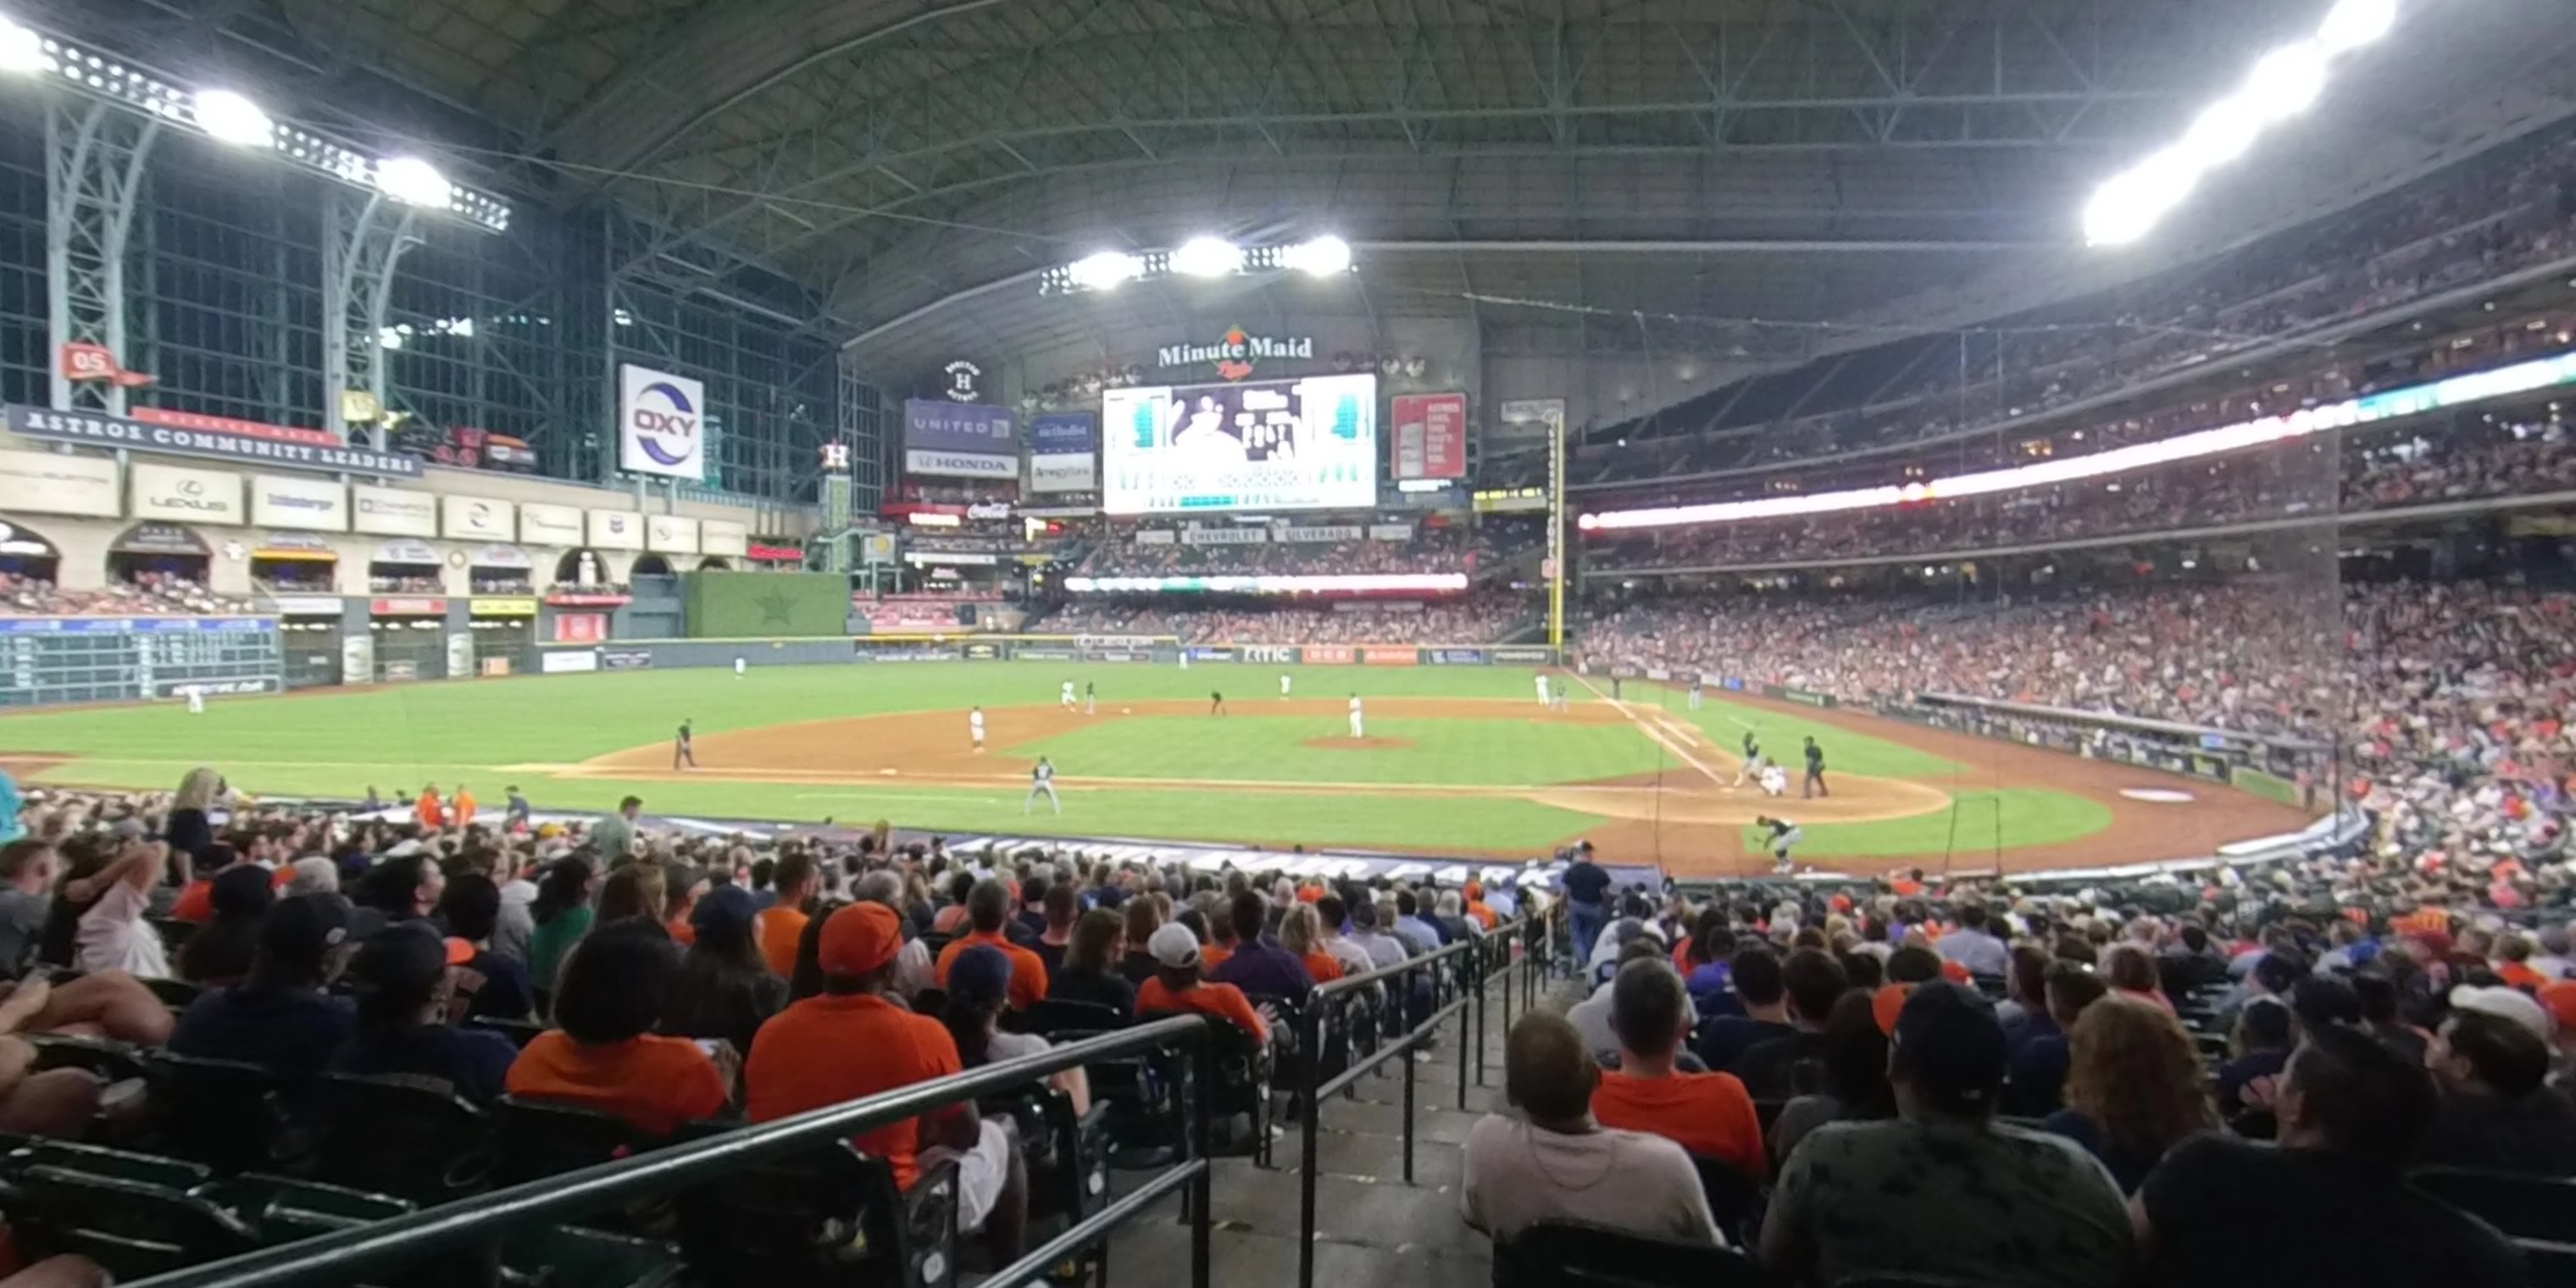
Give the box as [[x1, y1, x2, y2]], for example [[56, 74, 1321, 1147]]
[[7, 405, 421, 477]]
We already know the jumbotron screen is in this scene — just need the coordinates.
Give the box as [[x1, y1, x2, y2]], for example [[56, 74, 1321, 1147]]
[[1101, 373, 1377, 514]]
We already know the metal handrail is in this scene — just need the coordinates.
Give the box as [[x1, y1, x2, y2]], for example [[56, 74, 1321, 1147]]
[[1292, 904, 1562, 1288], [126, 1015, 1218, 1288]]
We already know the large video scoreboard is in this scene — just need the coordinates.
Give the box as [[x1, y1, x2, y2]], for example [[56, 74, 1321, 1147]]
[[1101, 373, 1377, 514], [0, 618, 284, 708]]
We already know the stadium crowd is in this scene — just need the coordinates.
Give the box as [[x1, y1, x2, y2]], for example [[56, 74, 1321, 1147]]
[[1037, 593, 1534, 643], [0, 571, 251, 619], [1577, 116, 2576, 483], [1074, 525, 1485, 579]]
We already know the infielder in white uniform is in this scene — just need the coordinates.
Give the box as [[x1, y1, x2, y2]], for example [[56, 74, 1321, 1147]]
[[969, 706, 986, 752], [1535, 674, 1551, 706], [1280, 673, 1292, 699], [1059, 680, 1076, 709], [185, 687, 205, 715], [734, 657, 747, 678], [1024, 757, 1061, 814], [1347, 694, 1365, 739], [1759, 763, 1790, 797]]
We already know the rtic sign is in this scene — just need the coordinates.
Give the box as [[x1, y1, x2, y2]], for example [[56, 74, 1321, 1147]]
[[1241, 646, 1298, 664], [1157, 327, 1314, 381]]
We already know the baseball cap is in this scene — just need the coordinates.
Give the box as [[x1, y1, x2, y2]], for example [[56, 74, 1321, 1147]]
[[1147, 922, 1202, 969], [817, 902, 902, 977], [258, 894, 351, 967], [949, 945, 1013, 1002], [2451, 984, 2555, 1042], [1890, 982, 2007, 1108], [348, 923, 450, 1001], [691, 885, 758, 939]]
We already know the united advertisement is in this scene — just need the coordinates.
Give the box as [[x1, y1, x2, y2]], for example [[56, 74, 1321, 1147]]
[[903, 400, 1017, 479]]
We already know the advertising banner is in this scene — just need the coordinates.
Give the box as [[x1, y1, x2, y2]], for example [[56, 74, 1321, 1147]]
[[471, 597, 539, 616], [1185, 647, 1239, 662], [1491, 647, 1557, 664], [250, 475, 347, 531], [701, 519, 747, 558], [646, 514, 700, 553], [602, 648, 653, 670], [541, 648, 599, 674], [1427, 648, 1487, 664], [1493, 397, 1566, 446], [552, 613, 607, 644], [902, 400, 1016, 479], [440, 495, 514, 541], [350, 484, 435, 537], [1361, 647, 1417, 667], [1391, 391, 1468, 480], [1028, 413, 1098, 494], [618, 364, 706, 480], [519, 502, 583, 547], [340, 637, 374, 685], [1240, 646, 1300, 664], [587, 508, 644, 551], [1180, 527, 1268, 546], [130, 462, 242, 525], [1134, 530, 1176, 545], [1011, 646, 1078, 661], [962, 642, 1002, 660], [1085, 649, 1147, 663], [1764, 684, 1838, 709], [1276, 525, 1362, 543], [7, 404, 420, 477], [1305, 645, 1357, 664], [0, 450, 118, 518], [1367, 523, 1413, 541], [469, 544, 532, 569]]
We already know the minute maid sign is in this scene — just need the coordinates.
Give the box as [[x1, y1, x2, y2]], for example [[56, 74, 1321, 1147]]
[[1157, 327, 1313, 381]]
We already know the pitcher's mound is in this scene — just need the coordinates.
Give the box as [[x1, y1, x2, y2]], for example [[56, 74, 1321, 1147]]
[[1301, 736, 1414, 752]]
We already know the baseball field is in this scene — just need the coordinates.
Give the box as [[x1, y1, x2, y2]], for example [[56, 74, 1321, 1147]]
[[0, 661, 2315, 876]]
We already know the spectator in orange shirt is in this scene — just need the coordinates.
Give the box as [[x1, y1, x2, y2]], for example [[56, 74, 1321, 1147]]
[[2492, 934, 2550, 991], [1136, 923, 1269, 1042], [1463, 882, 1498, 931], [414, 785, 444, 832], [663, 863, 708, 947], [747, 902, 1028, 1255], [934, 880, 1048, 1011], [504, 920, 728, 1135], [1278, 904, 1342, 984], [166, 846, 239, 924], [755, 853, 819, 978], [450, 785, 476, 830], [1591, 958, 1766, 1180]]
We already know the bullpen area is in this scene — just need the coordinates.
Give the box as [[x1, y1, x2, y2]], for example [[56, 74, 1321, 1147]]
[[0, 657, 2313, 875]]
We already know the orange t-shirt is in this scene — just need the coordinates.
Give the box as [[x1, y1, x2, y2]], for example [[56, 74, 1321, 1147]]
[[931, 905, 971, 935], [1137, 976, 1268, 1042], [415, 794, 445, 830], [452, 793, 476, 827], [1301, 951, 1344, 984], [665, 916, 698, 947], [504, 1032, 728, 1136], [757, 906, 810, 978], [2496, 962, 2547, 991], [1199, 943, 1234, 970], [745, 992, 963, 1191], [1940, 960, 1972, 984], [934, 930, 1049, 1011], [1466, 902, 1497, 930], [1590, 1069, 1767, 1178], [169, 880, 215, 924]]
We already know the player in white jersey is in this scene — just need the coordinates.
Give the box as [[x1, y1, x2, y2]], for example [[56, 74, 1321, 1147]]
[[969, 706, 986, 752], [1759, 763, 1789, 797], [1347, 694, 1365, 739], [1280, 673, 1292, 699], [1535, 673, 1550, 706], [1060, 680, 1075, 709], [734, 657, 747, 678], [185, 686, 205, 715], [1024, 758, 1062, 814]]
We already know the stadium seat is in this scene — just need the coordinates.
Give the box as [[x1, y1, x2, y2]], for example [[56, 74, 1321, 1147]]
[[142, 977, 204, 1010], [1007, 999, 1128, 1039], [982, 1085, 1110, 1226], [2, 1158, 257, 1279], [497, 1096, 652, 1185], [2414, 1168, 2576, 1243], [1687, 1155, 1765, 1246], [471, 1016, 548, 1048], [142, 1051, 305, 1172], [25, 1034, 149, 1085], [500, 1224, 685, 1288], [1495, 1219, 1776, 1288], [312, 1073, 501, 1202], [674, 1141, 958, 1288]]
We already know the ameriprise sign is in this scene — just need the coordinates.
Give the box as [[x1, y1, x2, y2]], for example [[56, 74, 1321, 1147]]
[[6, 406, 421, 478]]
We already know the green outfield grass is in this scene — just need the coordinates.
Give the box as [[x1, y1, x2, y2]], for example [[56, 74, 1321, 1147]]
[[1739, 788, 2115, 860], [0, 661, 2120, 861]]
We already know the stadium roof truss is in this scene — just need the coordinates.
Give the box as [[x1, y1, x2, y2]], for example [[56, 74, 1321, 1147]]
[[34, 0, 2342, 369]]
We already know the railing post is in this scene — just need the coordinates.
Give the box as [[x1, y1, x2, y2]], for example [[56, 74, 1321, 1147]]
[[1191, 1026, 1213, 1288], [1402, 1005, 1418, 1185], [1296, 996, 1324, 1288]]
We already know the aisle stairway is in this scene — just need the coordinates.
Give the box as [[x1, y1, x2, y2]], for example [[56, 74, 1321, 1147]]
[[1101, 967, 1586, 1288]]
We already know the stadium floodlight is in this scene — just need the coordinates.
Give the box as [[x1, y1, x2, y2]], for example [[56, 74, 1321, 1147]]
[[190, 89, 273, 147], [1170, 236, 1245, 278], [1067, 250, 1146, 291], [0, 16, 42, 74], [1285, 235, 1353, 277], [375, 156, 452, 207], [2242, 41, 2330, 122], [2317, 0, 2398, 54], [2179, 97, 2262, 167], [2085, 147, 2200, 247]]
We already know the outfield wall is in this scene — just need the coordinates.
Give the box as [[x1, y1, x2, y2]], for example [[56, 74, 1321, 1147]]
[[529, 633, 1562, 674]]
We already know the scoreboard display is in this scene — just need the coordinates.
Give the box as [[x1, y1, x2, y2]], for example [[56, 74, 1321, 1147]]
[[0, 618, 284, 708], [1102, 374, 1377, 514]]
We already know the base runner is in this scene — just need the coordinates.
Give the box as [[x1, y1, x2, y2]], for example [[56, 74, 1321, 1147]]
[[969, 706, 986, 753], [1024, 757, 1061, 815]]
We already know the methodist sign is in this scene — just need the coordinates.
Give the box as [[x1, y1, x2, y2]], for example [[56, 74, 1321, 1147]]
[[6, 405, 421, 477]]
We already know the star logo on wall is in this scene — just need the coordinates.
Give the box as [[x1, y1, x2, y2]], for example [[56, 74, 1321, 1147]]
[[755, 589, 795, 626]]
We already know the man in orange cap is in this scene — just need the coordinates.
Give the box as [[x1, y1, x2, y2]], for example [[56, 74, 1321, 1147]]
[[746, 903, 1027, 1255]]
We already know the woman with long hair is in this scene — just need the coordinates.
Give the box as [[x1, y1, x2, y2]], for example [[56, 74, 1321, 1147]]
[[1047, 909, 1135, 1018], [2043, 994, 2217, 1191], [2101, 944, 2174, 1012], [175, 865, 275, 987], [596, 863, 667, 926], [661, 886, 787, 1054], [45, 836, 168, 978], [1278, 903, 1342, 983], [164, 768, 225, 861], [525, 858, 597, 1002], [1769, 989, 1895, 1164], [786, 898, 855, 1002], [506, 920, 725, 1135], [1118, 897, 1163, 985]]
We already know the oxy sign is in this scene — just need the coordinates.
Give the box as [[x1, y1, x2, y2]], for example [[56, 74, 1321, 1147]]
[[619, 364, 705, 480]]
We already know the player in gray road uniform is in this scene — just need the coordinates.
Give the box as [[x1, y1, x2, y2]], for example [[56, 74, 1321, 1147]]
[[1024, 757, 1062, 814]]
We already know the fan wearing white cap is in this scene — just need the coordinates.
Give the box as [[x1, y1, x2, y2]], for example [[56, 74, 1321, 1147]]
[[2418, 984, 2576, 1174], [1135, 922, 1269, 1042]]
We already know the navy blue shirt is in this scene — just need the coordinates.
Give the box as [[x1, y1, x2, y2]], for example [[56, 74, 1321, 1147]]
[[169, 985, 355, 1080], [1563, 860, 1611, 907], [328, 1024, 519, 1103], [453, 948, 536, 1022], [1208, 935, 1316, 1000]]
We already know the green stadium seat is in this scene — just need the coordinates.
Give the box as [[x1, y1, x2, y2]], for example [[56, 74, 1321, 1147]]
[[2414, 1168, 2576, 1243], [471, 1016, 549, 1048], [500, 1224, 684, 1288], [2, 1161, 257, 1280], [1686, 1154, 1765, 1247], [1496, 1219, 1776, 1288], [142, 977, 204, 1010], [312, 1073, 502, 1202], [142, 1050, 305, 1173], [674, 1141, 958, 1288]]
